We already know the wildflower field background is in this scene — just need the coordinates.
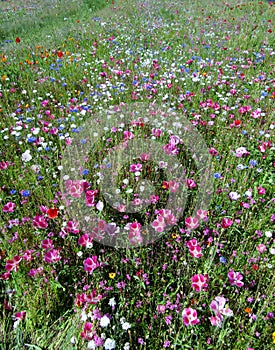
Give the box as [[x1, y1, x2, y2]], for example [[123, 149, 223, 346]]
[[0, 0, 274, 349]]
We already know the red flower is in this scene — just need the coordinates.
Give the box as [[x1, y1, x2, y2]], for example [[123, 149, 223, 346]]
[[234, 119, 241, 126], [15, 37, 20, 43], [47, 208, 59, 219], [57, 51, 63, 58]]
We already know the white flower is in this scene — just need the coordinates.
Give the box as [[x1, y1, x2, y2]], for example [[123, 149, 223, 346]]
[[70, 336, 76, 344], [13, 319, 20, 329], [22, 150, 32, 162], [104, 338, 116, 350], [229, 191, 241, 201], [87, 340, 96, 349], [123, 343, 130, 350], [96, 201, 104, 212], [108, 298, 116, 307], [270, 248, 275, 255], [122, 322, 131, 330], [100, 315, 110, 328], [80, 311, 88, 321], [265, 231, 272, 238]]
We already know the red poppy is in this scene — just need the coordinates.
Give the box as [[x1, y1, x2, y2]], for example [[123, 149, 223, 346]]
[[57, 51, 63, 58], [234, 119, 241, 126], [47, 208, 59, 219], [15, 37, 20, 43]]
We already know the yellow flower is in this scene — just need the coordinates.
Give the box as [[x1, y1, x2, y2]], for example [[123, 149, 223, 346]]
[[109, 272, 116, 279], [272, 331, 275, 343], [171, 233, 178, 239]]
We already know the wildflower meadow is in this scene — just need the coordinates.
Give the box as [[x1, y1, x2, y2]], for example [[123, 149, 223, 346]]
[[0, 0, 274, 349]]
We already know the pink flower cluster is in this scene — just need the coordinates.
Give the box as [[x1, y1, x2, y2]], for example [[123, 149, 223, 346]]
[[209, 296, 233, 327], [151, 209, 177, 233], [182, 307, 200, 326], [186, 239, 202, 258], [191, 273, 208, 292], [228, 269, 244, 287]]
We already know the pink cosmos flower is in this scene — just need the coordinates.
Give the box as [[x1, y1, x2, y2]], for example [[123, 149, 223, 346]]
[[228, 270, 244, 287], [2, 202, 16, 213], [182, 307, 200, 326], [191, 274, 208, 292], [83, 256, 100, 274]]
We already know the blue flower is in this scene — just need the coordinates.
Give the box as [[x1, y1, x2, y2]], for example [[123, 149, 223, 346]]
[[214, 173, 221, 179], [219, 256, 227, 264], [21, 190, 31, 197], [10, 190, 17, 195], [82, 169, 89, 175]]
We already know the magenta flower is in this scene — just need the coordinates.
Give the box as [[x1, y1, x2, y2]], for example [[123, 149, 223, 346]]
[[257, 187, 266, 195], [13, 311, 26, 321], [2, 202, 16, 213], [185, 216, 199, 229], [151, 215, 166, 232], [78, 234, 93, 247], [235, 147, 250, 157], [196, 209, 208, 221], [191, 274, 208, 292], [130, 222, 142, 234], [86, 190, 98, 207], [81, 322, 96, 341], [5, 255, 22, 272], [129, 163, 142, 172], [33, 215, 48, 229], [66, 179, 86, 198], [128, 231, 143, 245], [221, 218, 233, 229], [182, 307, 200, 326], [256, 244, 266, 253], [41, 239, 53, 250], [83, 256, 100, 274], [44, 249, 61, 264], [186, 179, 197, 189], [228, 270, 244, 287], [209, 296, 233, 327]]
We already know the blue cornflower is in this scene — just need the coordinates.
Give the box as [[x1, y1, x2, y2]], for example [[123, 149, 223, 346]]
[[82, 169, 89, 175], [214, 173, 221, 178], [21, 190, 31, 197], [10, 190, 17, 195], [249, 160, 257, 166]]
